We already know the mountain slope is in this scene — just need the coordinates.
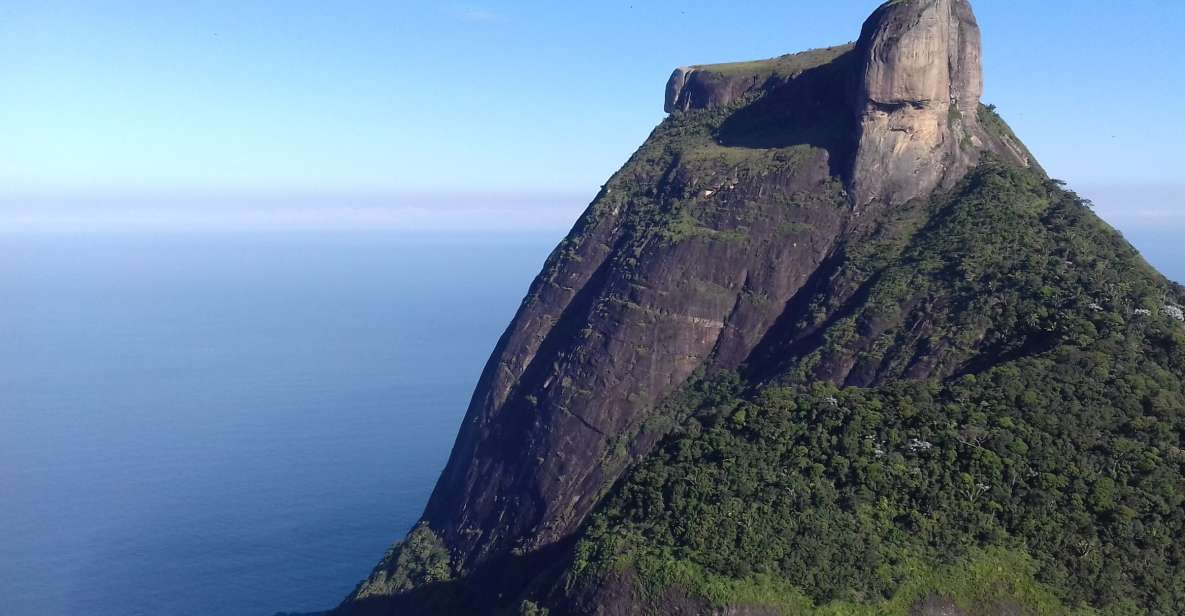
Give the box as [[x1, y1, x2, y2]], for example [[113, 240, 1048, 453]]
[[557, 162, 1185, 615], [332, 1, 1184, 614]]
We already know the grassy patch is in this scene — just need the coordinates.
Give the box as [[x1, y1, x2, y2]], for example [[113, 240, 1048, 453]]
[[559, 163, 1185, 614], [689, 44, 854, 80], [658, 208, 747, 245], [680, 143, 820, 179], [622, 548, 1086, 615]]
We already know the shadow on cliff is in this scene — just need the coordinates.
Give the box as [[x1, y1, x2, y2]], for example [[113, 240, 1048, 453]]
[[740, 247, 863, 382], [336, 540, 574, 616], [716, 50, 858, 180], [423, 235, 625, 563]]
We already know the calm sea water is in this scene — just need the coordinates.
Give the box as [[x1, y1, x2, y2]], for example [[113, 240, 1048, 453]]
[[1125, 230, 1185, 284], [0, 229, 1178, 616], [0, 232, 556, 616]]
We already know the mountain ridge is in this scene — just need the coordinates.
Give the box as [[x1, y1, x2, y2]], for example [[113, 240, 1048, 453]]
[[326, 1, 1185, 614]]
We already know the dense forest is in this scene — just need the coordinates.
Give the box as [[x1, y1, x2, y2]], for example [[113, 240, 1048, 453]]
[[335, 1, 1185, 613]]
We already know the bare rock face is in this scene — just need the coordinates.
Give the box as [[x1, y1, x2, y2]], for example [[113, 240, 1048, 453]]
[[664, 45, 854, 114], [663, 2, 1028, 209], [664, 67, 695, 113], [339, 2, 1041, 613], [419, 145, 848, 569], [911, 596, 1033, 616], [664, 67, 752, 113], [850, 0, 991, 206]]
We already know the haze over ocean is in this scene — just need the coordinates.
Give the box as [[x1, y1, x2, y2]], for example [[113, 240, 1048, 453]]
[[1, 222, 1179, 616], [2, 1, 1182, 238], [0, 232, 556, 616], [2, 2, 1183, 615]]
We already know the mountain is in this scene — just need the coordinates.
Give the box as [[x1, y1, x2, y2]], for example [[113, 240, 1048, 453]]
[[330, 1, 1185, 614]]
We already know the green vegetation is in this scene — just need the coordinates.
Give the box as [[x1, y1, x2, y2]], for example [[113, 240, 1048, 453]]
[[550, 68, 847, 283], [522, 52, 1185, 612], [978, 104, 1010, 141], [584, 548, 1080, 615], [657, 208, 747, 245], [680, 142, 818, 177], [350, 37, 1185, 615], [777, 160, 1178, 387], [977, 103, 1040, 171], [353, 523, 452, 600], [560, 162, 1185, 614], [688, 45, 854, 80]]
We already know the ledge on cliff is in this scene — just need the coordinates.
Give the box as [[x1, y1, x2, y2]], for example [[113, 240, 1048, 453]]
[[665, 44, 853, 113], [327, 2, 1184, 615], [665, 0, 1030, 208]]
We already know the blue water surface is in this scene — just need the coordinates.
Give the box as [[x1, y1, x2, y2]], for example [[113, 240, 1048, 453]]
[[0, 232, 555, 616], [0, 228, 1179, 616], [1124, 230, 1185, 284]]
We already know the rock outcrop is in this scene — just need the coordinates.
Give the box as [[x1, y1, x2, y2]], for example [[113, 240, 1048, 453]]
[[418, 132, 850, 568], [665, 0, 1031, 208], [850, 0, 990, 206], [341, 2, 1031, 605], [397, 43, 862, 575], [331, 2, 1140, 614], [664, 45, 853, 114]]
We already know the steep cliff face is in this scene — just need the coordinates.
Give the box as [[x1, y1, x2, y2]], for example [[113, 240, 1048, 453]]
[[662, 0, 1029, 208], [851, 0, 986, 206], [664, 45, 853, 114], [847, 0, 1033, 208], [411, 0, 1017, 576], [422, 101, 852, 570], [413, 43, 861, 574], [334, 2, 1184, 615]]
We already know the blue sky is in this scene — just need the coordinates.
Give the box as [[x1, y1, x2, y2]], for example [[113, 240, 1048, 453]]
[[1, 1, 1182, 232]]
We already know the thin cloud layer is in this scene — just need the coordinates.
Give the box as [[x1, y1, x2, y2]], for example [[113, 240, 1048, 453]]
[[2, 185, 1179, 235], [453, 5, 504, 23], [0, 193, 587, 234], [1078, 184, 1185, 231]]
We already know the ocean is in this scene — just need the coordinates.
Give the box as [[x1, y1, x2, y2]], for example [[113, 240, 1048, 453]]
[[1125, 230, 1185, 284], [0, 232, 556, 616], [0, 229, 1179, 616]]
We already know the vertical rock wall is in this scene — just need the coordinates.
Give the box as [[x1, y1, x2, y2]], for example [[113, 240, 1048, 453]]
[[850, 0, 989, 206]]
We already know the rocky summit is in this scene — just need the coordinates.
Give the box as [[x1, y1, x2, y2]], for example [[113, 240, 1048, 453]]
[[330, 1, 1185, 614]]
